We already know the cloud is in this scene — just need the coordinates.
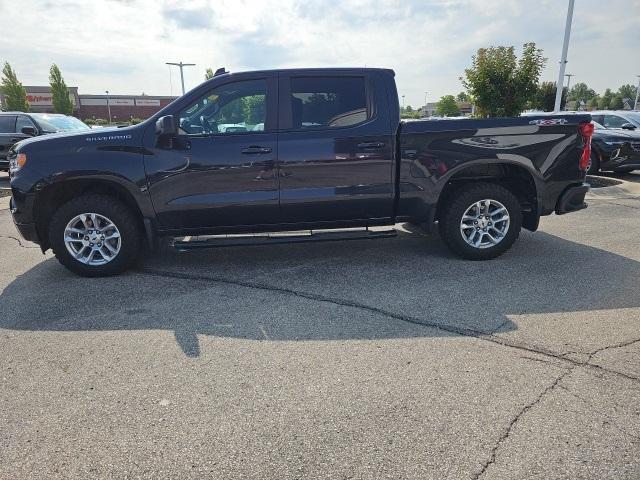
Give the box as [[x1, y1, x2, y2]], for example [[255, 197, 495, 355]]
[[162, 4, 214, 30], [0, 0, 638, 106]]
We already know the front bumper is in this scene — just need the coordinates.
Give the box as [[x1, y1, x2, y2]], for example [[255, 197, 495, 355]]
[[555, 183, 589, 215], [9, 196, 40, 244]]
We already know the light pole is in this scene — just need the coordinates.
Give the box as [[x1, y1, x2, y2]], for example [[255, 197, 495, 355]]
[[166, 61, 196, 95], [564, 73, 574, 110], [634, 75, 640, 110], [554, 0, 575, 112], [402, 95, 405, 110], [105, 90, 111, 124]]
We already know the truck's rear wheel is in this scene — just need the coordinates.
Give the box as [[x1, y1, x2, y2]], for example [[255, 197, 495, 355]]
[[439, 183, 522, 260], [49, 194, 141, 276]]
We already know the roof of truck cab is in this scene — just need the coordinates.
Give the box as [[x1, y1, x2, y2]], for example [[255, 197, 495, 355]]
[[213, 67, 395, 77]]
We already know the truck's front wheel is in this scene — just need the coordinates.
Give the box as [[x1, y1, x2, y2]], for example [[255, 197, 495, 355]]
[[49, 194, 142, 276], [439, 183, 522, 260]]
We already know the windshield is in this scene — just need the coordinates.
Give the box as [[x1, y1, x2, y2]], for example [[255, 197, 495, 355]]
[[31, 114, 90, 133], [623, 112, 640, 123]]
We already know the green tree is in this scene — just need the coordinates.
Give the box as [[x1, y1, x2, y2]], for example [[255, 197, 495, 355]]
[[617, 84, 637, 100], [49, 64, 73, 115], [205, 68, 214, 80], [598, 88, 613, 109], [567, 82, 596, 102], [462, 42, 546, 117], [436, 95, 461, 116], [587, 96, 599, 110], [0, 62, 29, 112], [610, 95, 624, 110], [532, 81, 566, 111], [456, 92, 470, 102]]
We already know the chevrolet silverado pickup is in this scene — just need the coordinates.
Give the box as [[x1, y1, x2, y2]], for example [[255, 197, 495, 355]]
[[8, 68, 592, 276]]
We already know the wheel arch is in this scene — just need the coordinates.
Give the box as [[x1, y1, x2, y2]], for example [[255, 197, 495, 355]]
[[35, 177, 152, 251], [433, 160, 542, 232]]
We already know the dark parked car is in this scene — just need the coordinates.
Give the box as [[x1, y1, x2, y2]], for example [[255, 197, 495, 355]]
[[0, 113, 90, 171], [9, 68, 592, 276], [590, 111, 640, 131], [588, 119, 640, 174]]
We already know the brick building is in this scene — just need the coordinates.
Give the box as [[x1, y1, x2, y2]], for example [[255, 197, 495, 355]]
[[1, 86, 176, 121], [78, 94, 177, 121]]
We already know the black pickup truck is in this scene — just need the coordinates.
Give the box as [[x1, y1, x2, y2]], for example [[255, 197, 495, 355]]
[[8, 68, 592, 276]]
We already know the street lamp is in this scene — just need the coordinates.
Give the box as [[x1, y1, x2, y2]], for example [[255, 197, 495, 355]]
[[105, 90, 111, 124], [166, 61, 196, 95], [634, 75, 640, 110], [554, 0, 575, 112], [402, 95, 405, 110]]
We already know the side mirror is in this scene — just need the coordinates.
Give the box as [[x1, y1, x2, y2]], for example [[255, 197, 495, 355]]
[[621, 123, 636, 130], [21, 126, 37, 136], [155, 115, 177, 136]]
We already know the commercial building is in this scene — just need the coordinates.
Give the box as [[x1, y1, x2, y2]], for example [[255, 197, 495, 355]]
[[1, 86, 176, 120], [78, 94, 176, 121]]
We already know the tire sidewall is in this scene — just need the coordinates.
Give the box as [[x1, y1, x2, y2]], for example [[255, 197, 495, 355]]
[[440, 183, 522, 260], [49, 195, 141, 276]]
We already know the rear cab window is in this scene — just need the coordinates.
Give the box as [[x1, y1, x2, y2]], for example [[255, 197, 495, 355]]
[[288, 76, 370, 130]]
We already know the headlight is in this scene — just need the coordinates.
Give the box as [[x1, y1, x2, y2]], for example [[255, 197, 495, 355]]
[[603, 140, 626, 146], [9, 153, 27, 174]]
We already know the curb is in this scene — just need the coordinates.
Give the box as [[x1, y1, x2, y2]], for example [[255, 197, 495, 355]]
[[586, 175, 640, 200]]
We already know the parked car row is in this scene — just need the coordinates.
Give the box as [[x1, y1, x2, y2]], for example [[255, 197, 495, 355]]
[[0, 113, 90, 171]]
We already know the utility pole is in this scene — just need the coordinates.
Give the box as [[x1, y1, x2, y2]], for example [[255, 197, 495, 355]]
[[166, 61, 196, 95], [105, 90, 111, 123], [554, 0, 575, 112], [402, 95, 406, 110], [634, 75, 640, 110], [564, 73, 574, 110]]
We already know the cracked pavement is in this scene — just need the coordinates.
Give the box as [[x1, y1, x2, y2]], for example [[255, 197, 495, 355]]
[[1, 171, 639, 479]]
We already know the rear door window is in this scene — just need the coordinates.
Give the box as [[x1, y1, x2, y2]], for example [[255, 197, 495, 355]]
[[289, 76, 369, 129], [16, 115, 37, 133], [0, 116, 16, 133]]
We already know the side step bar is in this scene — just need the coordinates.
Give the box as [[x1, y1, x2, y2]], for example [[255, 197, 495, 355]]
[[172, 228, 397, 251]]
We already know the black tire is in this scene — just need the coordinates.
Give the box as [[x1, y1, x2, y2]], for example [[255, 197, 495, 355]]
[[439, 183, 522, 260], [49, 194, 142, 277], [587, 151, 600, 175]]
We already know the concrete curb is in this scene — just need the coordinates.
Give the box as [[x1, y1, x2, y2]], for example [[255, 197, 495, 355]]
[[586, 176, 640, 200]]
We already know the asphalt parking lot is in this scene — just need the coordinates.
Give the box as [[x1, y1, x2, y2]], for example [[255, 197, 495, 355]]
[[1, 171, 639, 479]]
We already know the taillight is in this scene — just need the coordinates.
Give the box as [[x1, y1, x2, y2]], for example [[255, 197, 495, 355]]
[[578, 122, 594, 171]]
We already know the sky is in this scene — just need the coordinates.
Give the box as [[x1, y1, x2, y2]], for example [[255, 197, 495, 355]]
[[0, 0, 638, 107]]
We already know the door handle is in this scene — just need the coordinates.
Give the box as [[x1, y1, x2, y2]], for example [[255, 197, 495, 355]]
[[241, 146, 272, 154], [357, 141, 385, 149]]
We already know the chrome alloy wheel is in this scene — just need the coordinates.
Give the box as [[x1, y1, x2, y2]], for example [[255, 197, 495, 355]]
[[459, 199, 510, 249], [63, 213, 121, 265]]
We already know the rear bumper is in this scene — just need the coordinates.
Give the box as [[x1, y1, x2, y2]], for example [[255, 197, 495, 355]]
[[555, 183, 589, 215]]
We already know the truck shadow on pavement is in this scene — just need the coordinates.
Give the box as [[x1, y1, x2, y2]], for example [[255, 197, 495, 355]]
[[1, 230, 638, 357]]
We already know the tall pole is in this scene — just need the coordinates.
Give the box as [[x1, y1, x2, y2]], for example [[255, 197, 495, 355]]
[[166, 61, 196, 95], [554, 0, 575, 112], [634, 75, 640, 110], [402, 95, 405, 110], [564, 73, 574, 110], [105, 90, 111, 123]]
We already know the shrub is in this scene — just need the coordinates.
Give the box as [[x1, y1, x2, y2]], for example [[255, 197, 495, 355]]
[[83, 118, 96, 125], [94, 118, 107, 125]]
